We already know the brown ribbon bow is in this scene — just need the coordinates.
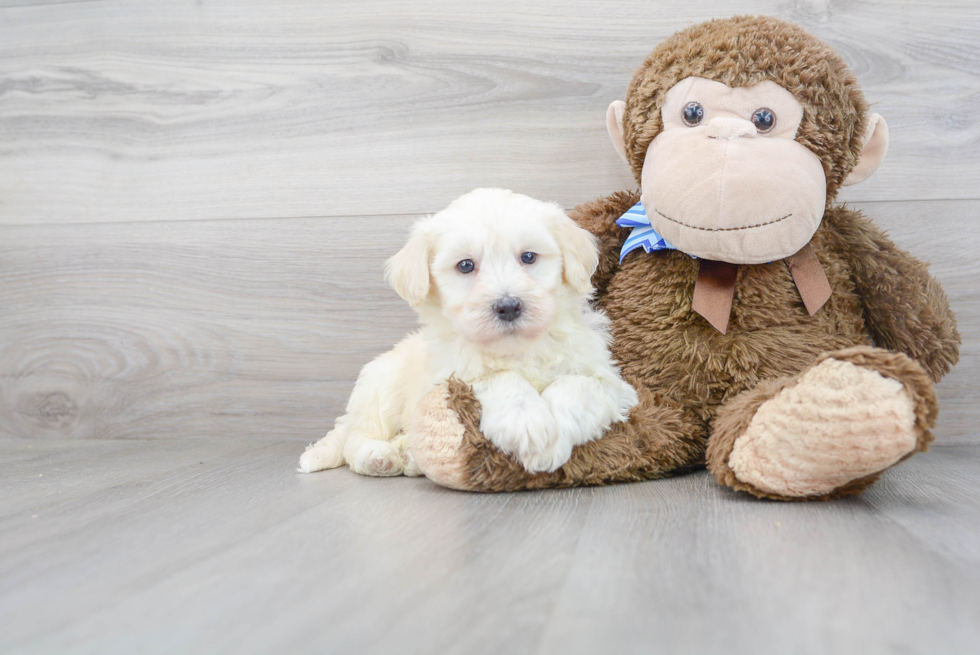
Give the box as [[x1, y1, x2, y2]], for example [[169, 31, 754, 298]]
[[690, 243, 832, 334]]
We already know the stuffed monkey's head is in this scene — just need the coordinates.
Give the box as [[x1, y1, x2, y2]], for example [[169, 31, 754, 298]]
[[607, 16, 889, 264]]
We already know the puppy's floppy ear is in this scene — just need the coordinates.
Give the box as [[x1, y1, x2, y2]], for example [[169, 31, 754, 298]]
[[385, 224, 432, 307], [553, 209, 599, 295]]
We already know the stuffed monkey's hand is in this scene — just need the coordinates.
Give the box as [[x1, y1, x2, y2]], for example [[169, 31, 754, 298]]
[[472, 373, 571, 473]]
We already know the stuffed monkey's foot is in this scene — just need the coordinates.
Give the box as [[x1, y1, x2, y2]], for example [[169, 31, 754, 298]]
[[728, 361, 915, 497], [708, 347, 937, 500]]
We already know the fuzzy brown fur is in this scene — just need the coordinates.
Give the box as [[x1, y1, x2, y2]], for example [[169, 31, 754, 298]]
[[445, 376, 705, 492], [622, 15, 869, 198], [410, 16, 960, 499]]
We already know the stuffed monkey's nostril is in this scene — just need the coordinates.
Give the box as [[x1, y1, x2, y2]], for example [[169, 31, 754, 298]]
[[493, 297, 523, 322]]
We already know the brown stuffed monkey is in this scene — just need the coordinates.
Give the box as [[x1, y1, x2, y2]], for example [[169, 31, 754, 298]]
[[409, 15, 961, 500]]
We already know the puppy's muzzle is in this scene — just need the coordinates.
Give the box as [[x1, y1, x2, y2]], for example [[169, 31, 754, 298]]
[[493, 296, 523, 323]]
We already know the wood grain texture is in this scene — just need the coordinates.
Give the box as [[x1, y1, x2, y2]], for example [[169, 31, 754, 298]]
[[0, 213, 419, 443], [1, 199, 976, 444], [1, 4, 976, 653], [538, 444, 980, 655], [1, 438, 978, 654], [0, 0, 978, 225]]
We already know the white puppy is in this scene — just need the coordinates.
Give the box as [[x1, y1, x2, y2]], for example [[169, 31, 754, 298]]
[[298, 188, 638, 477]]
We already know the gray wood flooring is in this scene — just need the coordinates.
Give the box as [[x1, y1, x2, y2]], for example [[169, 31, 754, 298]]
[[0, 0, 978, 224], [2, 1, 979, 653], [2, 438, 980, 654], [1, 0, 978, 446], [2, 199, 977, 445]]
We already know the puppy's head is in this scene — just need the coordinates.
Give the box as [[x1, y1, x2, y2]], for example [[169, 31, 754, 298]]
[[385, 188, 598, 350]]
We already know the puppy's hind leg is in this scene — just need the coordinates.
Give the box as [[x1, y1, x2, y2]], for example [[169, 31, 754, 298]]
[[299, 332, 425, 477], [299, 420, 405, 477], [298, 422, 350, 474], [348, 438, 406, 477]]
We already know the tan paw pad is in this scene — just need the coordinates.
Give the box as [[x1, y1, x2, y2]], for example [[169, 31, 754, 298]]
[[728, 358, 917, 497]]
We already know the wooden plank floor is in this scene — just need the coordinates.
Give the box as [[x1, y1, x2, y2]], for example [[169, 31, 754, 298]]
[[2, 438, 979, 654], [2, 199, 977, 445], [1, 0, 979, 225], [1, 1, 977, 446], [2, 1, 979, 653]]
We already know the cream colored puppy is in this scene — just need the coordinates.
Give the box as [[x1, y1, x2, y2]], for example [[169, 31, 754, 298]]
[[298, 188, 638, 477]]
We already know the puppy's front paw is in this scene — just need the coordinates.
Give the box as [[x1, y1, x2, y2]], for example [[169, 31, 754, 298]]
[[351, 439, 405, 477], [520, 435, 573, 474], [479, 395, 570, 473], [617, 380, 641, 417], [545, 389, 602, 447], [543, 376, 638, 447]]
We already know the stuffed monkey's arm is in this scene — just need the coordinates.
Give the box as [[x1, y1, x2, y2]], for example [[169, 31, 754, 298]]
[[829, 208, 960, 382], [569, 190, 640, 295]]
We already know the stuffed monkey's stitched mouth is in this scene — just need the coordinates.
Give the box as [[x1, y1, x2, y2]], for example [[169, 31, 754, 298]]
[[655, 208, 792, 232]]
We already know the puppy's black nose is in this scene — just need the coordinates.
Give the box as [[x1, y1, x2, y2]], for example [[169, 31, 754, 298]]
[[493, 296, 523, 322]]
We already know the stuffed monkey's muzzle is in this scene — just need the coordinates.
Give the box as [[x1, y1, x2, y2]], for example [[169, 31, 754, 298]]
[[639, 119, 827, 265]]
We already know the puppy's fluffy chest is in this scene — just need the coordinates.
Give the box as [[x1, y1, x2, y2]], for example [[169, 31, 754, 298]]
[[437, 351, 563, 392]]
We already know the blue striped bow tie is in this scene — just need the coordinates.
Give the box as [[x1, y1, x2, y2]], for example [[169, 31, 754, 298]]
[[616, 201, 677, 263], [615, 200, 832, 334]]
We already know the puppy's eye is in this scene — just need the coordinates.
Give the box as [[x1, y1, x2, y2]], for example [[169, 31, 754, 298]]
[[682, 102, 704, 127], [456, 259, 475, 274], [751, 107, 776, 133], [520, 252, 537, 265]]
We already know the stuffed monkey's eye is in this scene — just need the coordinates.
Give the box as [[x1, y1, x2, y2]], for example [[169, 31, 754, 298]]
[[682, 102, 704, 126], [520, 252, 537, 265], [751, 108, 776, 133], [457, 259, 475, 274]]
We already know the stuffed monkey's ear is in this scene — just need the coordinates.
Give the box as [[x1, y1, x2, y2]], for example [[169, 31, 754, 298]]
[[606, 100, 628, 164], [555, 210, 599, 295], [843, 113, 889, 186], [385, 226, 432, 307]]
